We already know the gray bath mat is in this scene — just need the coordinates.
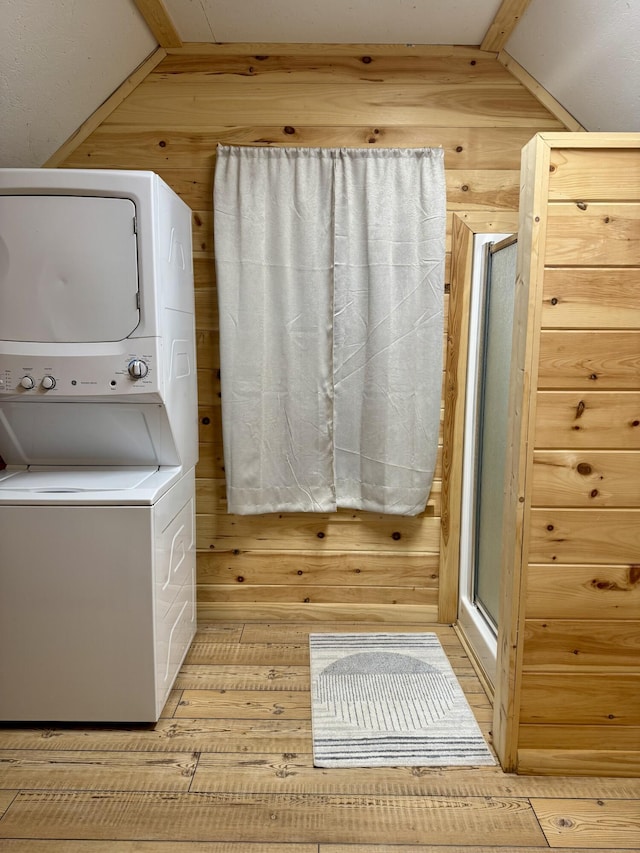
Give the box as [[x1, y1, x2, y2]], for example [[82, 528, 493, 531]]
[[310, 632, 496, 767]]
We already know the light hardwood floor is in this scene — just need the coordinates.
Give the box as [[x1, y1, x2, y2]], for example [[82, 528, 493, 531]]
[[0, 622, 638, 850]]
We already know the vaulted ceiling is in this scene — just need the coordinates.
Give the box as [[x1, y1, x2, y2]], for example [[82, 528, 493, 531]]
[[2, 0, 639, 167]]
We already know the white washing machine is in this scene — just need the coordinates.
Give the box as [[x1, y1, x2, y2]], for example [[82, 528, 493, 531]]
[[0, 169, 198, 722]]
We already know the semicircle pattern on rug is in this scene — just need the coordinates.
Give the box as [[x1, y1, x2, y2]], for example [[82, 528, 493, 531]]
[[309, 633, 496, 768]]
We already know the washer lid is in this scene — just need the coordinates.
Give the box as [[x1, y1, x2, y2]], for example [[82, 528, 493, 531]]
[[0, 195, 139, 343], [0, 466, 159, 492]]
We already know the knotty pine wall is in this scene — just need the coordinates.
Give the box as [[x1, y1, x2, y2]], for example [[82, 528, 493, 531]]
[[62, 45, 565, 623], [501, 135, 640, 777]]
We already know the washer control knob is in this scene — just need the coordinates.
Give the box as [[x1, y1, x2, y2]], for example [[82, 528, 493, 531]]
[[128, 359, 149, 379], [41, 375, 56, 390], [19, 376, 35, 390]]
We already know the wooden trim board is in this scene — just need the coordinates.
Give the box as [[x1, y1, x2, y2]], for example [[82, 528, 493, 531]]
[[43, 47, 166, 168], [133, 0, 182, 48], [498, 51, 585, 132], [481, 0, 533, 53]]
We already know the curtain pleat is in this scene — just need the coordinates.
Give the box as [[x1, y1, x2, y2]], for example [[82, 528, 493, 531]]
[[214, 145, 445, 516]]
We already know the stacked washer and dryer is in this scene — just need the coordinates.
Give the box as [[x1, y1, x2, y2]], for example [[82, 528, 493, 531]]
[[0, 169, 198, 722]]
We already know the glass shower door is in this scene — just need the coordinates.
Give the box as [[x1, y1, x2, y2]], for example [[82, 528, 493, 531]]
[[472, 236, 518, 629]]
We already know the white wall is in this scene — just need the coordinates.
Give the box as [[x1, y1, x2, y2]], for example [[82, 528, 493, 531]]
[[506, 0, 640, 131], [0, 0, 156, 167], [163, 0, 502, 44]]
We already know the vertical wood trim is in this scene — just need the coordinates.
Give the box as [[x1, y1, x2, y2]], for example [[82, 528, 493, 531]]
[[43, 48, 167, 168], [498, 51, 586, 132], [438, 215, 474, 623], [480, 0, 533, 53], [132, 0, 182, 48], [493, 134, 551, 772]]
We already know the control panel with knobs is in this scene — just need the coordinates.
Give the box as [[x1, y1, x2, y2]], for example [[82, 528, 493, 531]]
[[128, 359, 149, 379], [19, 376, 35, 390]]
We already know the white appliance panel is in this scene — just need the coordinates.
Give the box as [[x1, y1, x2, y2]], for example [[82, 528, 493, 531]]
[[0, 466, 159, 491], [0, 402, 178, 466], [0, 504, 157, 721], [0, 471, 196, 722], [0, 195, 139, 343], [0, 465, 183, 506]]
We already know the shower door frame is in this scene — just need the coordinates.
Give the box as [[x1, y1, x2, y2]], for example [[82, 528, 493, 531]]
[[457, 231, 516, 687], [439, 212, 519, 694]]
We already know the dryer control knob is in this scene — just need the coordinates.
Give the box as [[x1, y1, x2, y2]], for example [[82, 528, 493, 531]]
[[128, 359, 149, 379], [41, 375, 56, 390], [19, 376, 35, 390]]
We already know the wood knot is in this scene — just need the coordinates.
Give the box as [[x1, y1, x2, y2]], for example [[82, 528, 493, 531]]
[[576, 201, 588, 210], [455, 145, 463, 152], [236, 576, 244, 583], [575, 400, 586, 419], [283, 126, 296, 135], [391, 531, 402, 540], [201, 416, 210, 425], [158, 140, 167, 148], [316, 531, 325, 538], [361, 56, 373, 63], [550, 297, 558, 305], [576, 462, 592, 475]]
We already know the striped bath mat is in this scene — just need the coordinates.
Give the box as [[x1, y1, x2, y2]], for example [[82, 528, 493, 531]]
[[310, 632, 495, 767]]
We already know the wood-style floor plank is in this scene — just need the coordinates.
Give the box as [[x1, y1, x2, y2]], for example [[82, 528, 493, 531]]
[[531, 798, 640, 849], [0, 844, 316, 852], [184, 641, 309, 666], [322, 847, 632, 853], [0, 790, 547, 845], [0, 790, 17, 818], [175, 689, 313, 719], [190, 752, 640, 799], [0, 750, 196, 791], [174, 664, 310, 691], [0, 719, 313, 754]]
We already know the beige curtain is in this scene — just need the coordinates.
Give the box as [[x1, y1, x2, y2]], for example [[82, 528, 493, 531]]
[[214, 145, 446, 516]]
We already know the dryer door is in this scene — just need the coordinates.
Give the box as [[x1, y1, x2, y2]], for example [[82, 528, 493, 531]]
[[0, 195, 139, 342]]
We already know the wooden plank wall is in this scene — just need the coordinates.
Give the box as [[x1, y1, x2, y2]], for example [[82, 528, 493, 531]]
[[516, 137, 640, 776], [61, 44, 564, 623]]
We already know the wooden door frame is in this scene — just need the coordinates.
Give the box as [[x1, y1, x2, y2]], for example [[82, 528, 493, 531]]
[[438, 210, 519, 768]]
